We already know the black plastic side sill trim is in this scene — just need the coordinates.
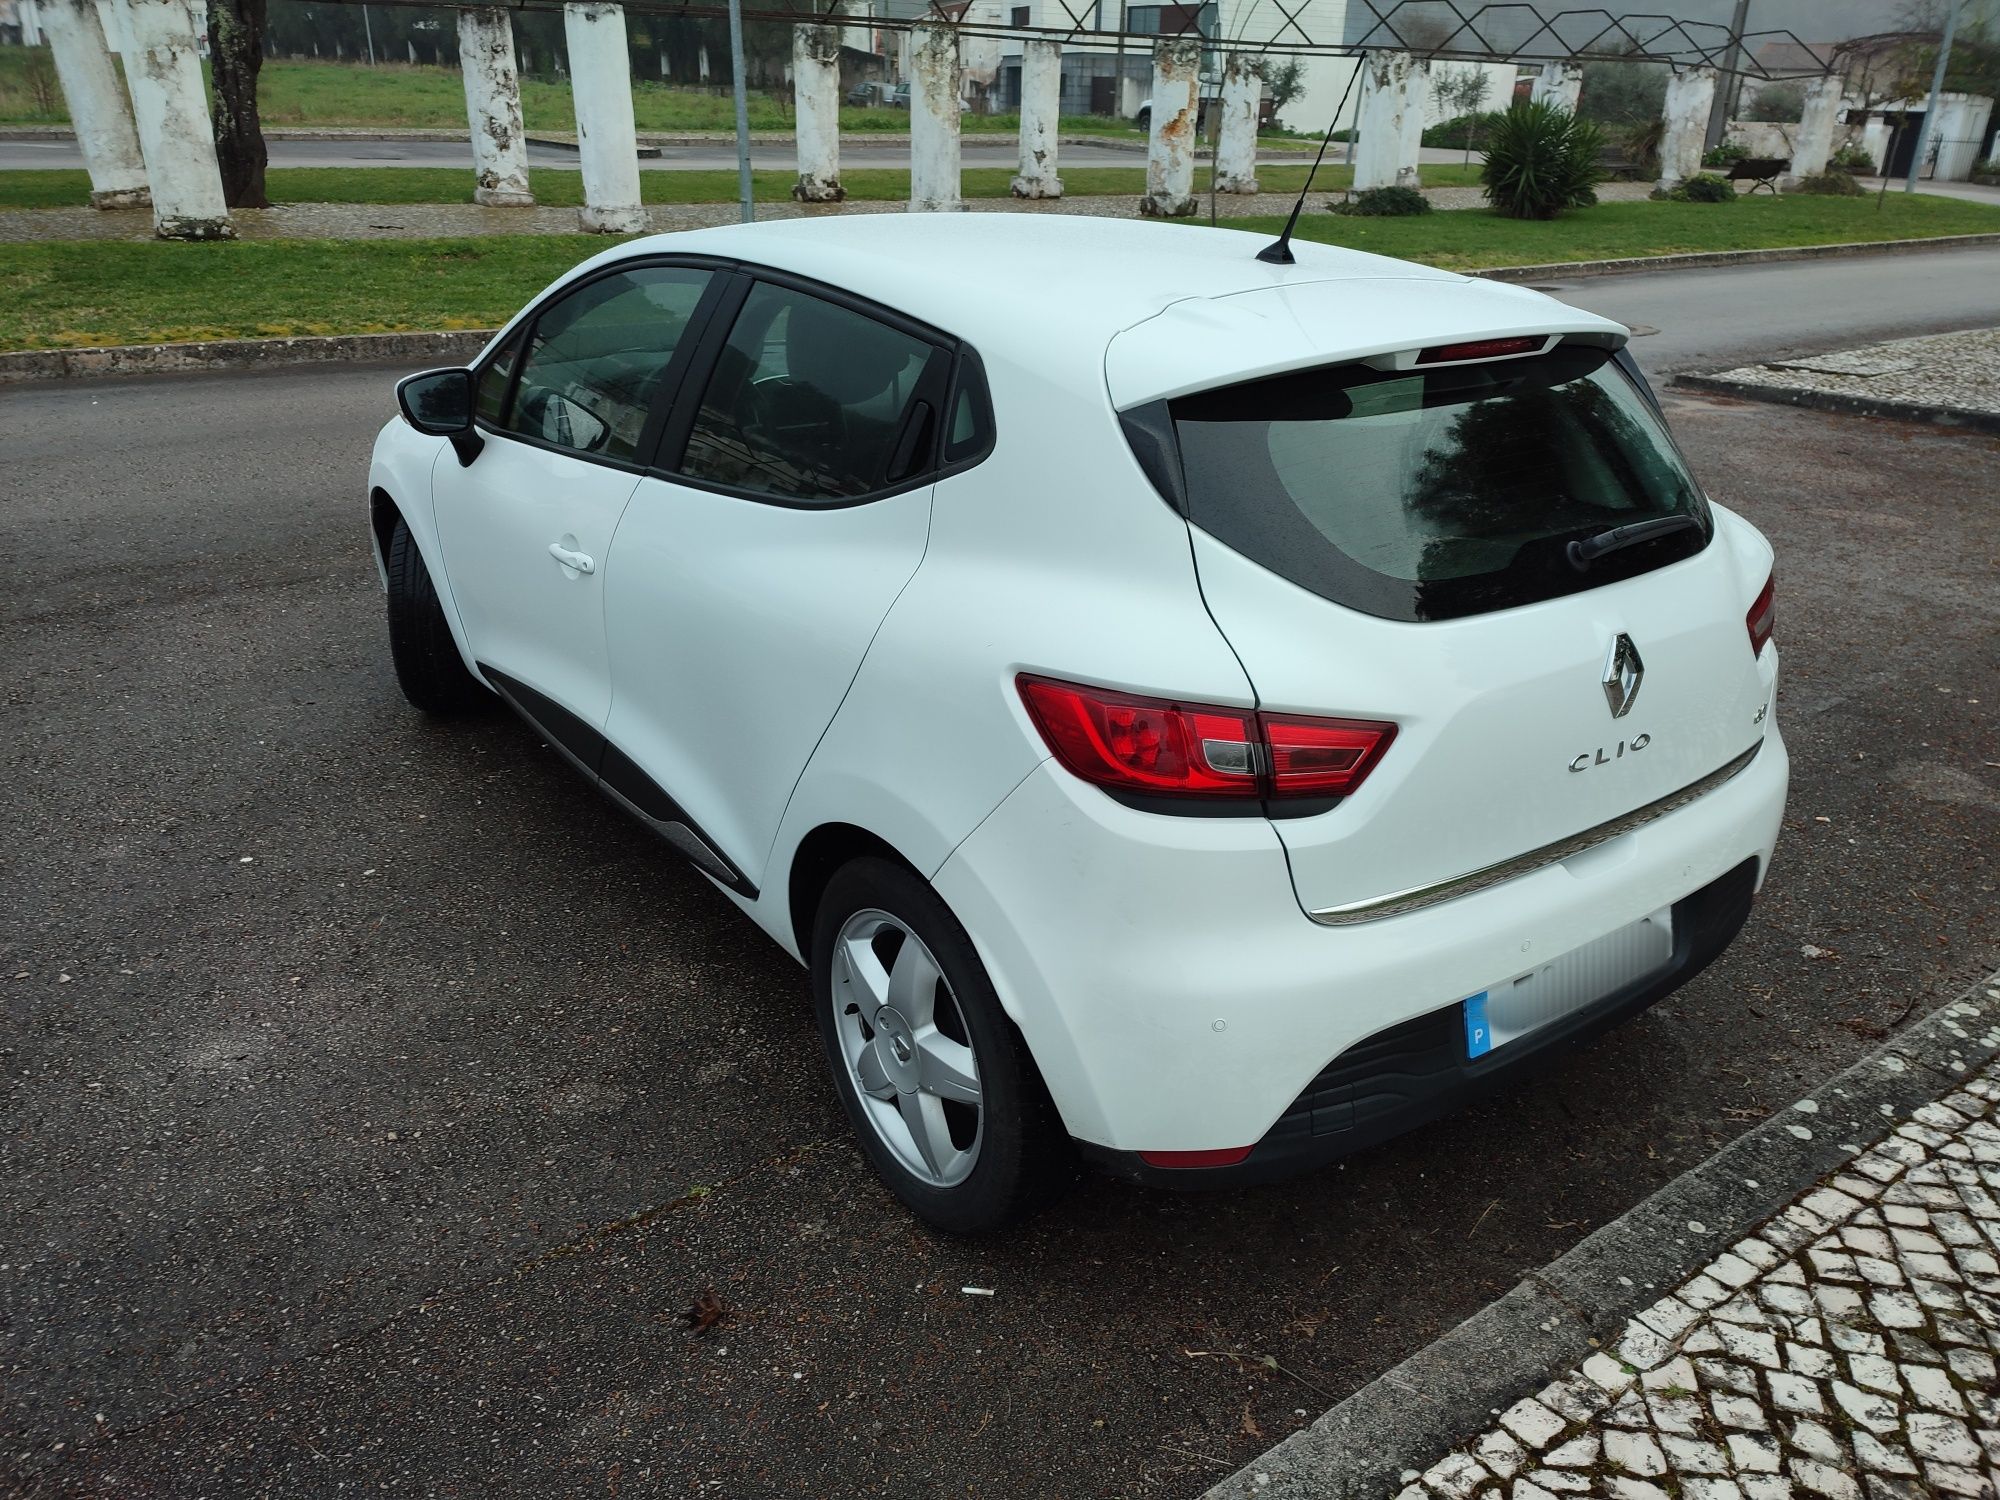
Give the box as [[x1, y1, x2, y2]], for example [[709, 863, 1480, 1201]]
[[480, 664, 757, 898]]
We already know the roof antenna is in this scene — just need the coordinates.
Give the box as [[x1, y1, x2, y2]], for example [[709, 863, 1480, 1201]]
[[1258, 50, 1367, 265]]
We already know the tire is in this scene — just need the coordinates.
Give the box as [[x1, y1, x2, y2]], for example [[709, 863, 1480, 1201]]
[[384, 513, 489, 717], [811, 857, 1071, 1234], [1136, 106, 1151, 133]]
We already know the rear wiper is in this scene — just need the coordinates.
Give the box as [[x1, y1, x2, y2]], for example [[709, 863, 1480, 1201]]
[[1566, 514, 1700, 571]]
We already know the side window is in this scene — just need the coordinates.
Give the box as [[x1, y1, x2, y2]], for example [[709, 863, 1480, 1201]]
[[677, 282, 938, 503], [943, 353, 994, 464], [502, 266, 712, 463], [473, 326, 524, 426]]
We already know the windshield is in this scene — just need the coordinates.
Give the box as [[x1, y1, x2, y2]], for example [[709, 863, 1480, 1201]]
[[1167, 345, 1710, 622]]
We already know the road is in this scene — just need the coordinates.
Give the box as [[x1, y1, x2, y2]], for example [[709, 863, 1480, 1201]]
[[3, 255, 1996, 1497], [1544, 244, 2000, 375]]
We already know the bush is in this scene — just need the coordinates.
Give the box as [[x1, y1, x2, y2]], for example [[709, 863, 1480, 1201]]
[[1796, 169, 1864, 196], [1331, 185, 1432, 216], [1745, 81, 1805, 122], [1422, 110, 1507, 151], [1667, 172, 1737, 203], [1830, 142, 1878, 174], [1972, 156, 2000, 185], [1480, 100, 1606, 220], [1703, 138, 1750, 168]]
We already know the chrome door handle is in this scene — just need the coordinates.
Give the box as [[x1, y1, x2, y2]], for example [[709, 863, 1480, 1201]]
[[547, 543, 595, 575]]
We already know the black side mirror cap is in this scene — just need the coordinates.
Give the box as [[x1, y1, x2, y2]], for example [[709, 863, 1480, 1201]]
[[396, 367, 484, 465]]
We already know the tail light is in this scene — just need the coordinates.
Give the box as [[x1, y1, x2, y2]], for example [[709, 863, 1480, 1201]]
[[1017, 675, 1396, 803], [1139, 1147, 1253, 1169], [1746, 572, 1775, 658]]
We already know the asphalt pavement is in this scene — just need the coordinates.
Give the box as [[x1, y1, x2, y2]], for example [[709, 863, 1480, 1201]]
[[2, 258, 1996, 1497]]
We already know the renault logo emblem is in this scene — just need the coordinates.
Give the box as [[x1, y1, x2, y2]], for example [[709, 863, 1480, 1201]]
[[1602, 634, 1644, 719]]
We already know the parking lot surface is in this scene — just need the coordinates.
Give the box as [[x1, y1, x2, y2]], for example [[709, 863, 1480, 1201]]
[[2, 364, 1996, 1496]]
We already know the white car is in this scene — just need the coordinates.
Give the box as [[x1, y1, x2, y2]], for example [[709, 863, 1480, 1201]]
[[371, 215, 1786, 1233]]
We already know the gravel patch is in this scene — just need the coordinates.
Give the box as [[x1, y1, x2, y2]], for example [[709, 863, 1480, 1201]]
[[1704, 327, 2000, 425]]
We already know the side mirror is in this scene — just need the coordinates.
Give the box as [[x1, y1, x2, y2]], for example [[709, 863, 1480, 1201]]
[[396, 367, 484, 465]]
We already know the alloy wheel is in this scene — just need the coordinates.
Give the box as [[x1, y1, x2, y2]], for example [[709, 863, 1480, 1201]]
[[829, 908, 983, 1188]]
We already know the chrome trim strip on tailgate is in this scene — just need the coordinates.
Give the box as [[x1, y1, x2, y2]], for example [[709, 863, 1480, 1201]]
[[1307, 741, 1765, 926]]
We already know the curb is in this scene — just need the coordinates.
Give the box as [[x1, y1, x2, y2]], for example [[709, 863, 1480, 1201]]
[[1203, 963, 2000, 1500], [0, 329, 495, 385], [1470, 231, 2000, 283], [1673, 372, 2000, 435]]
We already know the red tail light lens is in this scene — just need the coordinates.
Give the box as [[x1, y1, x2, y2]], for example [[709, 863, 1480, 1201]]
[[1262, 714, 1399, 797], [1017, 675, 1395, 803], [1746, 572, 1775, 658], [1016, 676, 1256, 797]]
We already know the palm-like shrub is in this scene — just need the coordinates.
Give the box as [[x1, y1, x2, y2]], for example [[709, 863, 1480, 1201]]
[[1480, 100, 1606, 220]]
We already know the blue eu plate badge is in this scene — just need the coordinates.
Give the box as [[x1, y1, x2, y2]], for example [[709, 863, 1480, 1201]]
[[1463, 991, 1493, 1060]]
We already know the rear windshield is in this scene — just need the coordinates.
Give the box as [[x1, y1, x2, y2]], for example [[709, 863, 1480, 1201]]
[[1167, 345, 1710, 622]]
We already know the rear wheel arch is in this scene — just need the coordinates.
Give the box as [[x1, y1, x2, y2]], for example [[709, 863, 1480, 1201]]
[[787, 822, 921, 960], [369, 487, 403, 575]]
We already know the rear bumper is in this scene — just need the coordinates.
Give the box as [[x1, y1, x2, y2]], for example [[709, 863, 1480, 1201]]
[[1082, 855, 1758, 1187], [932, 723, 1787, 1158]]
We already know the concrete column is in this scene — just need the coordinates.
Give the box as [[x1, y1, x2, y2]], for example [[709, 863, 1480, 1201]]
[[1353, 50, 1425, 192], [1658, 66, 1717, 191], [1213, 52, 1260, 194], [1140, 37, 1200, 218], [1532, 61, 1583, 114], [458, 8, 533, 207], [563, 1, 646, 232], [1010, 37, 1062, 199], [1788, 74, 1844, 182], [909, 20, 961, 212], [39, 0, 149, 208], [792, 23, 843, 202], [120, 0, 232, 238]]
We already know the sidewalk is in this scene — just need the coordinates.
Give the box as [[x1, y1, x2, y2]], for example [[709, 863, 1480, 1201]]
[[1680, 327, 2000, 435], [1211, 971, 2000, 1500]]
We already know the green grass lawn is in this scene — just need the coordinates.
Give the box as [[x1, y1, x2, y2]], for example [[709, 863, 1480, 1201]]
[[1219, 192, 2000, 271], [0, 51, 1304, 140], [5, 195, 1997, 353], [0, 162, 1477, 211]]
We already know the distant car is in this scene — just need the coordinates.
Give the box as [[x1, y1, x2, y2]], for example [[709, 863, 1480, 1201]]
[[1134, 91, 1219, 134], [372, 216, 1786, 1233], [847, 80, 891, 107]]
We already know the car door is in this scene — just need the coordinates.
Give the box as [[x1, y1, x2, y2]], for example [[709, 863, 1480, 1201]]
[[430, 262, 721, 753], [599, 274, 967, 892]]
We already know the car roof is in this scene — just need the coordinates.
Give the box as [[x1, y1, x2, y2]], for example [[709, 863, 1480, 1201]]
[[587, 214, 1626, 406]]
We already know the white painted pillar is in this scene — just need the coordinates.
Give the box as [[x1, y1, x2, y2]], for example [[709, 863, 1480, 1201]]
[[1532, 61, 1583, 114], [1353, 51, 1425, 192], [1011, 37, 1062, 199], [1213, 51, 1260, 194], [793, 22, 843, 202], [120, 0, 232, 238], [1788, 74, 1844, 182], [459, 8, 533, 207], [1140, 37, 1199, 218], [563, 1, 646, 232], [39, 0, 149, 208], [909, 20, 961, 213], [1658, 67, 1717, 191]]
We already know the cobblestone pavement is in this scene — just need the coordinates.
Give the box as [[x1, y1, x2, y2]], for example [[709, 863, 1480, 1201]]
[[1704, 327, 2000, 424], [1396, 1003, 2000, 1500], [0, 180, 1655, 244]]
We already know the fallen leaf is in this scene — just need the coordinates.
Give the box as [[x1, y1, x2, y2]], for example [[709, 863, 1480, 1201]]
[[682, 1289, 728, 1335], [1240, 1406, 1264, 1440]]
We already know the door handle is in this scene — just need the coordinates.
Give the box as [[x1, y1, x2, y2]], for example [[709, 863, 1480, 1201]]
[[548, 543, 596, 575]]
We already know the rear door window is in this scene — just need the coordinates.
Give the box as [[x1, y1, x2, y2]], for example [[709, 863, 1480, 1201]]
[[674, 282, 941, 504], [1167, 344, 1710, 622]]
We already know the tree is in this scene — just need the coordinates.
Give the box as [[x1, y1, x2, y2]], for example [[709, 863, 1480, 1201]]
[[1433, 65, 1493, 162], [209, 0, 269, 208], [1744, 80, 1804, 122], [1251, 57, 1305, 120]]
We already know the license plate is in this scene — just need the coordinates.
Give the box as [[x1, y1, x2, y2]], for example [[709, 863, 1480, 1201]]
[[1462, 909, 1674, 1061]]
